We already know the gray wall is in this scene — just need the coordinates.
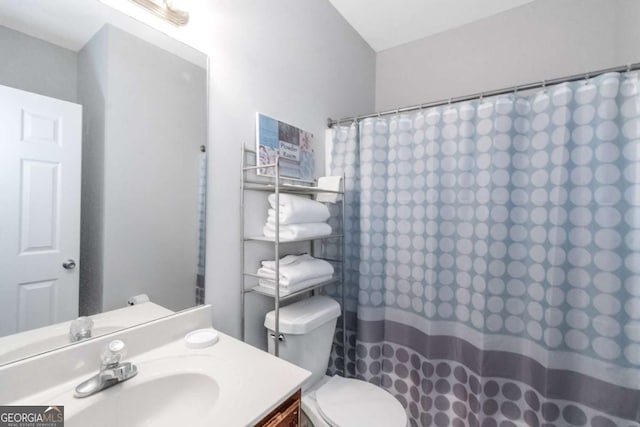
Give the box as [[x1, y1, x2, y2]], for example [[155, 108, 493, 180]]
[[77, 0, 375, 342], [616, 0, 640, 64], [159, 0, 376, 339], [78, 25, 206, 313], [205, 1, 375, 340], [104, 25, 206, 312], [0, 25, 77, 102], [78, 27, 108, 316], [375, 0, 640, 110]]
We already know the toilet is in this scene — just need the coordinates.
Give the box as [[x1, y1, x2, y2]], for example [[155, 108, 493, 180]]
[[264, 296, 408, 427]]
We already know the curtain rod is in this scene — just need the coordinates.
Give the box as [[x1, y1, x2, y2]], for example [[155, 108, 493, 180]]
[[327, 62, 640, 128]]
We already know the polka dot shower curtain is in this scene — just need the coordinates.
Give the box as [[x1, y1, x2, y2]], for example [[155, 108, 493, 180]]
[[328, 72, 640, 427]]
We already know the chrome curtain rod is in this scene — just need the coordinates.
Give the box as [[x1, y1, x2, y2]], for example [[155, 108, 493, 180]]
[[327, 62, 640, 128]]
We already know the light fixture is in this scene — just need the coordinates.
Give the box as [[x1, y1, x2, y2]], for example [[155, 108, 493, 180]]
[[166, 0, 189, 14], [129, 0, 189, 26]]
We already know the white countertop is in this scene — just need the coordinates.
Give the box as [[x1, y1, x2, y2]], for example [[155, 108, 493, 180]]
[[1, 306, 311, 427]]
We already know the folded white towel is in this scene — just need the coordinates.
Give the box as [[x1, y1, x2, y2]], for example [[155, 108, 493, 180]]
[[263, 222, 332, 241], [260, 253, 314, 270], [258, 274, 334, 294], [315, 176, 343, 203], [267, 193, 330, 224], [268, 209, 326, 225], [266, 213, 327, 227], [258, 254, 334, 286]]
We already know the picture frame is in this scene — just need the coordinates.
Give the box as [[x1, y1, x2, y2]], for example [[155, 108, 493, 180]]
[[255, 113, 315, 182]]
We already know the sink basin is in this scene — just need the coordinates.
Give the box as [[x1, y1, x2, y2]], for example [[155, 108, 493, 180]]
[[40, 355, 224, 427], [66, 372, 219, 427]]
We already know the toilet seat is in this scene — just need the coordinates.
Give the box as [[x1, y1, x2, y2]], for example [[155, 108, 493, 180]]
[[309, 376, 407, 427]]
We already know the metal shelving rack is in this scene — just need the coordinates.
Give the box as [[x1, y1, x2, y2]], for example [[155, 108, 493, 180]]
[[240, 146, 346, 365]]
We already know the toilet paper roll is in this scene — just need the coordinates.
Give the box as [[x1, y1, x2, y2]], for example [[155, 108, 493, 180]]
[[127, 294, 150, 305]]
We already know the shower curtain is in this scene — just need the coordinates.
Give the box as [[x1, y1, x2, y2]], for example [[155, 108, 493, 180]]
[[327, 72, 640, 426], [196, 150, 207, 305]]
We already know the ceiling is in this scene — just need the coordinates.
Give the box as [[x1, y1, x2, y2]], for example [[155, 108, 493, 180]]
[[0, 0, 206, 67], [0, 0, 536, 60], [328, 0, 536, 52]]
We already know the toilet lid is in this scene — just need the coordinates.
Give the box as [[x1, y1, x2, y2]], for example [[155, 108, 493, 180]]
[[315, 376, 407, 427]]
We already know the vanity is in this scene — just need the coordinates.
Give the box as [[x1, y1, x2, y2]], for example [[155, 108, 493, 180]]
[[0, 305, 310, 426]]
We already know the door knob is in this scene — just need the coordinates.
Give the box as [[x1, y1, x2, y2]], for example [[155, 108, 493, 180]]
[[63, 259, 77, 270]]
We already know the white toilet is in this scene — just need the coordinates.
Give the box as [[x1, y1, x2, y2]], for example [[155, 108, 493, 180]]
[[265, 296, 408, 427]]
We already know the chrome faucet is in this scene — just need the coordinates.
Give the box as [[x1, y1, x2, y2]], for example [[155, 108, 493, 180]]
[[74, 340, 138, 398], [69, 317, 94, 342]]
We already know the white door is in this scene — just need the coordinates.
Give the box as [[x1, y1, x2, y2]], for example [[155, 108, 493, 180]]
[[0, 85, 82, 337]]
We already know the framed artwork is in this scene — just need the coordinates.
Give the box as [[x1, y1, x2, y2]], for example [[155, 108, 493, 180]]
[[256, 113, 315, 182]]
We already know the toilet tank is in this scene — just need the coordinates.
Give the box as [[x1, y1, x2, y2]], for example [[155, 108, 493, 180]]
[[264, 296, 341, 390]]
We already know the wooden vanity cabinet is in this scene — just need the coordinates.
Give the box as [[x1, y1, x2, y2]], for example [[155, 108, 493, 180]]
[[256, 389, 301, 427]]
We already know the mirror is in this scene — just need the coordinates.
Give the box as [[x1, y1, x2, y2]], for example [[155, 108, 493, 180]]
[[0, 0, 208, 365]]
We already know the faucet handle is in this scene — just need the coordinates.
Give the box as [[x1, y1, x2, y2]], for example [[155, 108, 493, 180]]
[[101, 340, 127, 367], [69, 317, 94, 342]]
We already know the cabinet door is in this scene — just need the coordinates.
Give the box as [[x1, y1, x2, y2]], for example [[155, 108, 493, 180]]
[[257, 390, 301, 427], [264, 400, 299, 427]]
